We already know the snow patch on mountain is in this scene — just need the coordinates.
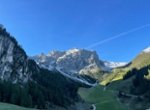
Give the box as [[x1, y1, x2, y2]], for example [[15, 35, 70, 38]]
[[104, 61, 127, 68], [56, 66, 97, 86], [142, 47, 150, 53]]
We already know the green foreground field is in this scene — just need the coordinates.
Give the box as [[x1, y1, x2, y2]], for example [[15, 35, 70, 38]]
[[78, 85, 128, 110], [0, 103, 36, 110]]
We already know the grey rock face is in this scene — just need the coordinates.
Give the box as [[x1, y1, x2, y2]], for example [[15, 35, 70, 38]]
[[0, 27, 38, 84], [33, 48, 106, 75]]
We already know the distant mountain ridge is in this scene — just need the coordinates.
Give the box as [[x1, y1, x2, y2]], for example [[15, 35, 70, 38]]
[[32, 48, 103, 86], [33, 48, 105, 73], [32, 48, 127, 85]]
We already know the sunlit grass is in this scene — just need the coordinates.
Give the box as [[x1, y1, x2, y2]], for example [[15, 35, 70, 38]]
[[78, 85, 127, 110]]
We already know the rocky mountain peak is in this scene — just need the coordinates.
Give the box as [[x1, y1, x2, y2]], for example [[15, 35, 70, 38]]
[[32, 48, 107, 84]]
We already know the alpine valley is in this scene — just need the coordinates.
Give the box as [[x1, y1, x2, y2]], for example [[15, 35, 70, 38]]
[[0, 25, 93, 110], [1, 25, 150, 110]]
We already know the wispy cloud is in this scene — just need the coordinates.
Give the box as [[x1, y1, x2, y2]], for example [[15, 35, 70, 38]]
[[86, 24, 150, 49]]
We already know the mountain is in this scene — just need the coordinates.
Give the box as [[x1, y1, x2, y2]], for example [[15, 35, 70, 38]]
[[33, 49, 128, 85], [32, 49, 110, 85], [33, 48, 106, 73], [0, 25, 85, 109]]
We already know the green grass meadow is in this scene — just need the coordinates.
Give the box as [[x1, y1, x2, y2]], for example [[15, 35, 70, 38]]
[[0, 103, 37, 110], [78, 85, 128, 110]]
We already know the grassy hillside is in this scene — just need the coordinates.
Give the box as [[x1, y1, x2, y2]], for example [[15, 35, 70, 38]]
[[129, 52, 150, 69], [0, 103, 37, 110], [106, 65, 150, 110], [78, 85, 127, 110], [101, 52, 150, 86], [100, 68, 129, 85]]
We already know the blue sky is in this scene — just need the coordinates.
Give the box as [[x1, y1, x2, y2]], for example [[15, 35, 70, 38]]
[[0, 0, 150, 62]]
